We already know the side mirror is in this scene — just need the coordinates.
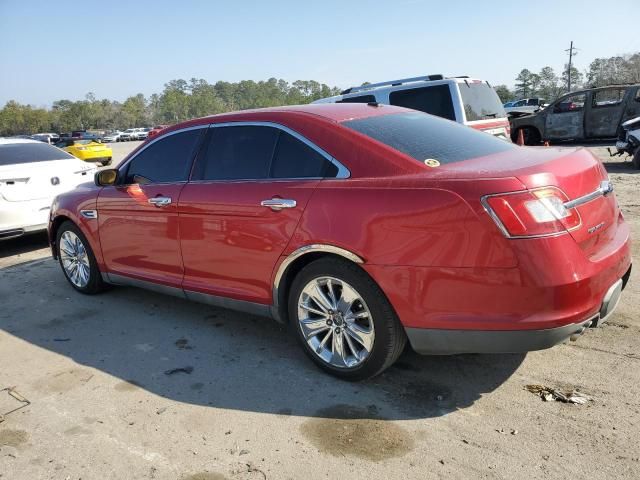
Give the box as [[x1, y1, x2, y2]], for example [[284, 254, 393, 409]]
[[95, 169, 118, 186]]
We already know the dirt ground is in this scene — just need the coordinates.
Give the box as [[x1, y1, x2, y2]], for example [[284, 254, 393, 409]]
[[0, 141, 638, 480]]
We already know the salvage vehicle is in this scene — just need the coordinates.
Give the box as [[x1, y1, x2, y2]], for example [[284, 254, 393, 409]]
[[0, 138, 95, 240], [48, 103, 632, 380], [55, 139, 113, 166], [314, 74, 510, 139], [511, 84, 640, 144], [610, 115, 640, 168]]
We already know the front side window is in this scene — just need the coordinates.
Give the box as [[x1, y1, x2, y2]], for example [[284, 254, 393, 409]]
[[124, 128, 203, 184], [389, 85, 456, 121], [553, 93, 586, 113], [592, 88, 626, 108]]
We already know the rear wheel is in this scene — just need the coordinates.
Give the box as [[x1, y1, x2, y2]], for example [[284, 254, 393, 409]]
[[101, 158, 112, 167], [56, 221, 107, 294], [288, 257, 406, 380]]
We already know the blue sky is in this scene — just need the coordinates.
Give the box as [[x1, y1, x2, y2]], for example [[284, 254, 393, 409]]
[[1, 0, 638, 106]]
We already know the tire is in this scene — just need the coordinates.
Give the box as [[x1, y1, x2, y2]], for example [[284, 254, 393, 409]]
[[288, 257, 406, 380], [522, 127, 541, 146], [632, 147, 640, 170], [56, 221, 107, 294], [101, 158, 112, 167]]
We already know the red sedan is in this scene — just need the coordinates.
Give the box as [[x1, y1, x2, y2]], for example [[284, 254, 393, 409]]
[[48, 104, 632, 380]]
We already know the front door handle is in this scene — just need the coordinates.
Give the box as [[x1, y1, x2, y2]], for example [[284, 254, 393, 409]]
[[148, 196, 172, 207], [260, 198, 297, 211]]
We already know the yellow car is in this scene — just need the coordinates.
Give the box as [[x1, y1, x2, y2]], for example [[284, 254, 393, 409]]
[[56, 139, 112, 166]]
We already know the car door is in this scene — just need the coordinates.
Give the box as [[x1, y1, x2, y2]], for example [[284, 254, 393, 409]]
[[621, 87, 640, 123], [544, 92, 587, 140], [179, 122, 342, 305], [585, 87, 628, 138], [97, 126, 206, 287]]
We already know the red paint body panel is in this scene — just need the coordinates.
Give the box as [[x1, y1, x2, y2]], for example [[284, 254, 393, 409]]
[[179, 180, 318, 304], [97, 184, 185, 287], [48, 104, 632, 342]]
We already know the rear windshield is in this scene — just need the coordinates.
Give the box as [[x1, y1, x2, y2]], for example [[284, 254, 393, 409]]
[[458, 81, 506, 121], [342, 111, 515, 165], [337, 94, 376, 104], [389, 84, 455, 121], [0, 143, 74, 166]]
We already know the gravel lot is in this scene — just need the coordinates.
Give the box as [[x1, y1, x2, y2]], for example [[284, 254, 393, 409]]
[[0, 141, 638, 480]]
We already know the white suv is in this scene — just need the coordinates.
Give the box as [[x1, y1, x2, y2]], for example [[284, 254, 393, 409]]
[[314, 74, 510, 139]]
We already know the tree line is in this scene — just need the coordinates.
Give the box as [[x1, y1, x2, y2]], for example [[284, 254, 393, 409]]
[[493, 52, 640, 103], [0, 78, 340, 136]]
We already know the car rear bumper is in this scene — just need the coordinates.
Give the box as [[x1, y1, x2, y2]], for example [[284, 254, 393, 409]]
[[405, 266, 630, 354], [1, 199, 52, 239]]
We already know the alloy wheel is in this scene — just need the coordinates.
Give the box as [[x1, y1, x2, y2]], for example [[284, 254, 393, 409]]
[[297, 276, 375, 369], [59, 231, 91, 288]]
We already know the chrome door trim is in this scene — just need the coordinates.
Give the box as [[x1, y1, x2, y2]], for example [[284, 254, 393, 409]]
[[80, 209, 98, 219], [270, 244, 365, 322], [563, 180, 614, 209], [260, 198, 297, 210], [206, 121, 351, 179], [148, 196, 172, 207]]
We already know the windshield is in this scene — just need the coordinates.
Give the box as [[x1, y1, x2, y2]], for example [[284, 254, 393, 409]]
[[75, 139, 98, 145], [0, 142, 75, 166], [342, 111, 515, 165], [458, 81, 506, 121]]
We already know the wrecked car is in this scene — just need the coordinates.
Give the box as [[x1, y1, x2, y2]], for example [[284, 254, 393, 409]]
[[510, 84, 640, 145]]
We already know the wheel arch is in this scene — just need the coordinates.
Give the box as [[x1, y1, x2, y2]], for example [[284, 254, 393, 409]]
[[271, 244, 364, 323], [49, 214, 74, 259]]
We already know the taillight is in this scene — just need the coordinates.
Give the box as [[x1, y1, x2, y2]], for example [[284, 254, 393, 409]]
[[482, 187, 581, 238]]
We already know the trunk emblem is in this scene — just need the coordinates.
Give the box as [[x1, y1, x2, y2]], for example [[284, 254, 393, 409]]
[[588, 222, 606, 234], [51, 176, 60, 185]]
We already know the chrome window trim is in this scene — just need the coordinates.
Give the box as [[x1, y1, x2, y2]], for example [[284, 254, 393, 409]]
[[270, 244, 364, 321], [199, 121, 351, 180], [116, 124, 210, 185]]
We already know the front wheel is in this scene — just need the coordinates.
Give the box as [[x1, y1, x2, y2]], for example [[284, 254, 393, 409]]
[[56, 221, 107, 294], [288, 257, 406, 380]]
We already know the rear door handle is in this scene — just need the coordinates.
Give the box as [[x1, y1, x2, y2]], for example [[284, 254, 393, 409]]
[[260, 198, 297, 211], [148, 196, 172, 207]]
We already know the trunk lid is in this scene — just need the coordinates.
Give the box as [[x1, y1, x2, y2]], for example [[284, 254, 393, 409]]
[[0, 159, 95, 202], [436, 146, 618, 255]]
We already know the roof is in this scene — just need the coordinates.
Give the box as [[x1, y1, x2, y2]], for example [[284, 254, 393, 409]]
[[192, 103, 408, 125]]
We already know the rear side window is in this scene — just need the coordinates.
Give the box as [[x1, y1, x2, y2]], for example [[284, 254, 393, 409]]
[[271, 131, 338, 178], [124, 128, 203, 184], [592, 88, 626, 108], [337, 94, 376, 104], [343, 112, 515, 165], [389, 85, 455, 121], [195, 126, 279, 181], [0, 142, 75, 166], [458, 82, 506, 121]]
